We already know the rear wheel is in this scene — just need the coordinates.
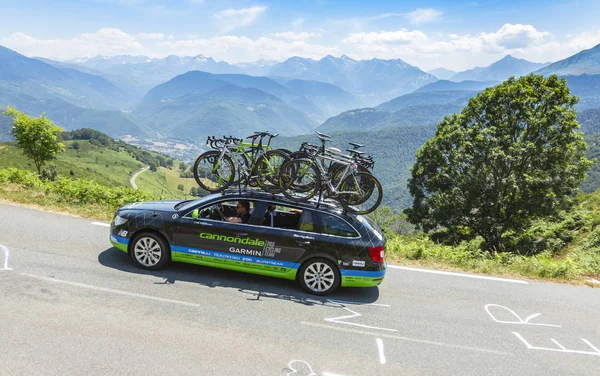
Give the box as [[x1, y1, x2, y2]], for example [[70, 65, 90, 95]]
[[298, 258, 340, 295], [130, 232, 171, 270], [193, 151, 235, 193]]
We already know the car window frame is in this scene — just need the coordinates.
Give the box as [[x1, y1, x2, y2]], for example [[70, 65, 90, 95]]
[[182, 197, 361, 239]]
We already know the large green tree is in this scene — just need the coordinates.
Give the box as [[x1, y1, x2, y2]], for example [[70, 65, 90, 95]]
[[4, 107, 64, 174], [405, 74, 593, 250]]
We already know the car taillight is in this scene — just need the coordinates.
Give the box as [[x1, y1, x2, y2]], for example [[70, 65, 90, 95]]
[[369, 245, 385, 263]]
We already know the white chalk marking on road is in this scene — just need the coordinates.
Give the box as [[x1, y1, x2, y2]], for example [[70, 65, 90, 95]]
[[327, 299, 390, 307], [286, 360, 317, 376], [376, 338, 386, 364], [325, 301, 397, 332], [0, 244, 12, 270], [388, 264, 528, 284], [301, 321, 511, 356], [20, 273, 202, 308], [91, 222, 110, 227], [485, 304, 561, 328], [513, 332, 600, 357]]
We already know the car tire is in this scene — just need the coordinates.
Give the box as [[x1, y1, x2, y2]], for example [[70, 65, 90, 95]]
[[298, 258, 340, 296], [130, 232, 171, 270]]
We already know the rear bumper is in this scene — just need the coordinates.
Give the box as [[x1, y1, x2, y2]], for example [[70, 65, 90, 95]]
[[340, 268, 386, 287]]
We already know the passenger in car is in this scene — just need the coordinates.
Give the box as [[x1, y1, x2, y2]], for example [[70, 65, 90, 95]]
[[225, 201, 251, 224]]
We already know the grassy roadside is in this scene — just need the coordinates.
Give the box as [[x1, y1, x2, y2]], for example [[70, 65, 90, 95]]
[[0, 184, 116, 221], [384, 234, 599, 286], [0, 168, 155, 221]]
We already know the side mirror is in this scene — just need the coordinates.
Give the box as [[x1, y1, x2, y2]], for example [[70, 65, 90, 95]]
[[192, 209, 199, 220]]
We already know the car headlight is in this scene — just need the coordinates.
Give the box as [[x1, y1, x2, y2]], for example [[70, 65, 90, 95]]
[[113, 215, 128, 226]]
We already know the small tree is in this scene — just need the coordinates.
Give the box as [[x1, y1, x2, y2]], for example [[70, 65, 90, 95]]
[[405, 75, 593, 250], [179, 162, 186, 172], [177, 184, 184, 191], [5, 107, 64, 175]]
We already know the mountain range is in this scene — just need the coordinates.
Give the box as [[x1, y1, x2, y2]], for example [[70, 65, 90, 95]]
[[451, 55, 549, 82], [2, 43, 600, 144], [536, 43, 600, 76]]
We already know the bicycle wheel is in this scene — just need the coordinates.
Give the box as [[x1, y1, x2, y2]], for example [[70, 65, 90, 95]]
[[255, 150, 290, 193], [338, 172, 382, 215], [279, 159, 320, 201], [193, 151, 235, 193]]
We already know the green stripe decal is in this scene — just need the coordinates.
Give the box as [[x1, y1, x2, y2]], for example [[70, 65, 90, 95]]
[[171, 245, 298, 280]]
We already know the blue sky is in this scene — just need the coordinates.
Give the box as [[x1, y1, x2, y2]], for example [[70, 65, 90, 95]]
[[0, 0, 599, 71]]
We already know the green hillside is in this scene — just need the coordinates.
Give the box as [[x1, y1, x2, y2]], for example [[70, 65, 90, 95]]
[[136, 85, 317, 141], [0, 128, 196, 200], [317, 104, 462, 133], [377, 90, 477, 112]]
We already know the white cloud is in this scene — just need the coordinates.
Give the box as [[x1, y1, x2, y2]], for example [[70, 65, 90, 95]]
[[343, 29, 428, 45], [341, 24, 567, 70], [268, 32, 321, 41], [405, 8, 442, 25], [0, 28, 151, 60], [481, 23, 550, 49], [292, 17, 305, 28], [135, 32, 165, 40], [0, 28, 336, 63], [157, 36, 337, 62], [2, 24, 599, 71], [214, 6, 267, 33]]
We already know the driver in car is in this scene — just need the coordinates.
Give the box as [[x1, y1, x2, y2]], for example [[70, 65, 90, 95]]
[[222, 201, 251, 224]]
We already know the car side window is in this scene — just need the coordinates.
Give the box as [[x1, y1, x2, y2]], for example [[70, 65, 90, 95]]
[[318, 213, 359, 237], [298, 210, 318, 233], [262, 204, 304, 230], [195, 200, 255, 222]]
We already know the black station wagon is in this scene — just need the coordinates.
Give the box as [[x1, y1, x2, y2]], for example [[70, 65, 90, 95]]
[[109, 191, 386, 295]]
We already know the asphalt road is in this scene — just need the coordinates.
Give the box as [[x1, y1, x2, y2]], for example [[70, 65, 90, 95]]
[[0, 203, 598, 376]]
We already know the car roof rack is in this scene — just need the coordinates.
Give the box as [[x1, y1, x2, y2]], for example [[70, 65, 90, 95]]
[[219, 187, 347, 215]]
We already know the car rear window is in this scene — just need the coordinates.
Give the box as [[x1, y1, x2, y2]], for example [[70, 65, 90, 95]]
[[357, 215, 384, 242], [318, 213, 359, 238]]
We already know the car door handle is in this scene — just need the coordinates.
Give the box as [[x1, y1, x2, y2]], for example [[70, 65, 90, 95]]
[[296, 240, 311, 246], [234, 232, 248, 237]]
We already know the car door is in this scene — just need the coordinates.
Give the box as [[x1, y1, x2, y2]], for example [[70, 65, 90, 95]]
[[172, 200, 261, 266], [247, 203, 320, 270]]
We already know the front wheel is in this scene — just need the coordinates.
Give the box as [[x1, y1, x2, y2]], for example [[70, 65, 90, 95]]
[[298, 258, 340, 295], [130, 232, 171, 270]]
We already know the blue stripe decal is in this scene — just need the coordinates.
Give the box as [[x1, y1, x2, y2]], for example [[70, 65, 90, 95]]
[[340, 269, 386, 278], [111, 234, 130, 245], [171, 245, 301, 269]]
